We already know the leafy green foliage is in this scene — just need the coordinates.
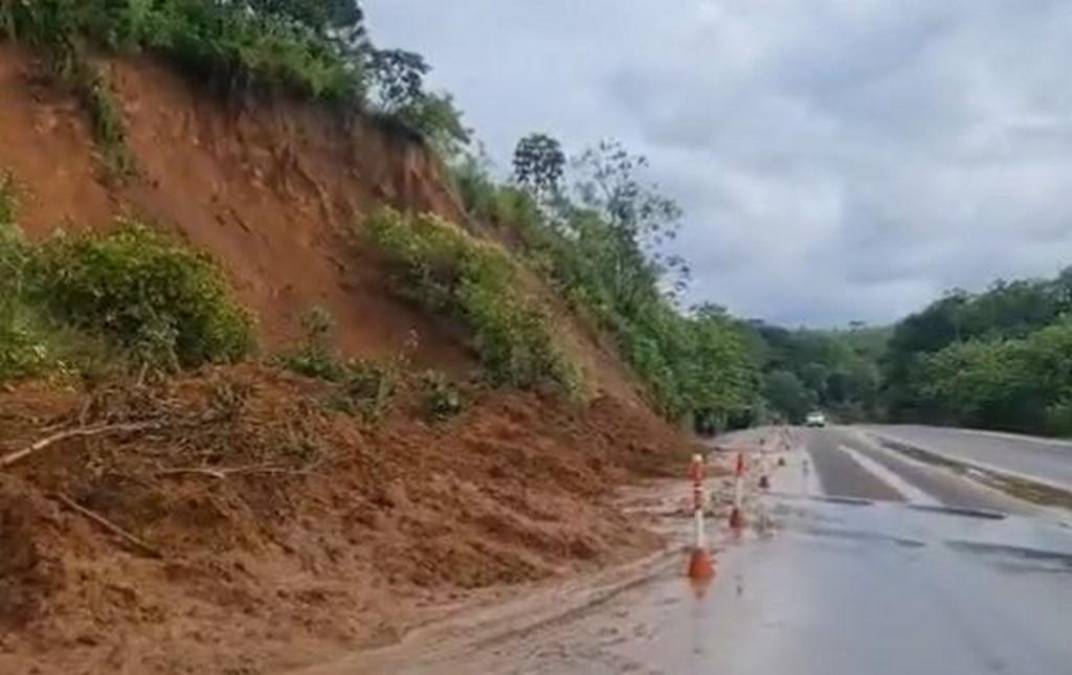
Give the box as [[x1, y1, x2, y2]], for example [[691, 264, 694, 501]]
[[2, 176, 246, 381], [367, 48, 469, 154], [882, 273, 1072, 426], [513, 133, 565, 199], [448, 138, 757, 424], [741, 321, 885, 423], [78, 63, 135, 174], [909, 322, 1072, 434], [0, 1, 467, 154], [1, 0, 365, 98], [0, 174, 47, 380], [30, 221, 255, 370], [763, 370, 814, 424], [365, 208, 577, 391]]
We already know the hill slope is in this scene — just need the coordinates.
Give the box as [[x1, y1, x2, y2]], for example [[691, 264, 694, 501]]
[[0, 41, 695, 674]]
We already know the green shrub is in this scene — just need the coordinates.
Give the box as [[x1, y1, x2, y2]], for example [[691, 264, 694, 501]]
[[0, 174, 45, 380], [421, 370, 463, 421], [364, 208, 578, 392], [30, 220, 255, 369]]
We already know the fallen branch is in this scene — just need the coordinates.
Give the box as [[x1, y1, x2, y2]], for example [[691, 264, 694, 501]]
[[156, 462, 322, 480], [51, 492, 163, 560], [0, 421, 162, 469], [156, 467, 228, 480]]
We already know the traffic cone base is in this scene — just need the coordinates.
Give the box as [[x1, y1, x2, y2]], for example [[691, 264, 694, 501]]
[[729, 506, 745, 529], [687, 547, 715, 579]]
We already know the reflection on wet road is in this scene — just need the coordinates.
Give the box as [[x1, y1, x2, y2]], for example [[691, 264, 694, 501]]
[[455, 496, 1072, 674], [456, 428, 1072, 674], [307, 427, 1072, 674]]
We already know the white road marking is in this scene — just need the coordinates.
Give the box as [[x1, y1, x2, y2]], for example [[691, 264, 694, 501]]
[[838, 444, 939, 505]]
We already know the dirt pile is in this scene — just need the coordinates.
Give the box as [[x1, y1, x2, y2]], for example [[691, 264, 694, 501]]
[[0, 365, 696, 673]]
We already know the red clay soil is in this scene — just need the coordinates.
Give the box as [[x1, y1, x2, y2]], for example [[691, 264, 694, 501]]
[[0, 365, 698, 674], [0, 45, 702, 674], [0, 45, 650, 405], [0, 45, 469, 372]]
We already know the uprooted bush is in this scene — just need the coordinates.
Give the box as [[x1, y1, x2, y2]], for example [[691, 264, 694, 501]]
[[364, 208, 579, 392], [27, 220, 255, 371]]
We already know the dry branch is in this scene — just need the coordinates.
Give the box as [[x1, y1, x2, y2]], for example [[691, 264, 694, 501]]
[[0, 421, 163, 469], [51, 492, 163, 559], [156, 462, 323, 480]]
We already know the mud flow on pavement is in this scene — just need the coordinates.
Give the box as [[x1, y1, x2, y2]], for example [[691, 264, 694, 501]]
[[300, 427, 1072, 675]]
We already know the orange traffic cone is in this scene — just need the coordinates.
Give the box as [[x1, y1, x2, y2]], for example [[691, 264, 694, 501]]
[[688, 547, 715, 579]]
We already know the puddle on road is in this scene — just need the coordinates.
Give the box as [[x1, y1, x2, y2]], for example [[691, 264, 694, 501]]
[[753, 492, 1072, 577]]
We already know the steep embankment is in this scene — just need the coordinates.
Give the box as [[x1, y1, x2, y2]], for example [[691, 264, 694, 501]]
[[1, 44, 469, 368], [0, 46, 692, 674]]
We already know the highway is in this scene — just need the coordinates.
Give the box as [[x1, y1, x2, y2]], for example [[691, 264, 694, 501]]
[[861, 424, 1072, 491], [298, 426, 1072, 675]]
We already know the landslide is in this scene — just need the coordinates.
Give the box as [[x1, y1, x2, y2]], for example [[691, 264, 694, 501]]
[[0, 45, 697, 674], [0, 367, 692, 674], [0, 44, 469, 370]]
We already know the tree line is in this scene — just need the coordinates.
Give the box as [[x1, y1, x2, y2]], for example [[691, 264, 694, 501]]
[[8, 2, 1067, 437], [881, 273, 1072, 436]]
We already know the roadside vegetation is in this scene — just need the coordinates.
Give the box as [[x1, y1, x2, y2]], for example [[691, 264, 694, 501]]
[[365, 208, 578, 394], [0, 0, 467, 172], [451, 137, 762, 426], [0, 173, 254, 382], [5, 2, 1064, 438], [881, 274, 1072, 436]]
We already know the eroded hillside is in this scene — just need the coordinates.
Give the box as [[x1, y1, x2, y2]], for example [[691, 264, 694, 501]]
[[0, 26, 697, 674]]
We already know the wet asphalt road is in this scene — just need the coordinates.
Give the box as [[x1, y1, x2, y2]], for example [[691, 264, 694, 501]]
[[808, 427, 1036, 515], [862, 424, 1072, 491], [541, 496, 1072, 675], [395, 427, 1072, 674], [305, 427, 1072, 674]]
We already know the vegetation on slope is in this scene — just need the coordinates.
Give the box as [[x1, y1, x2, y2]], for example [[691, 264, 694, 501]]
[[12, 2, 1064, 439], [365, 208, 578, 393], [0, 0, 467, 171], [452, 137, 761, 426], [0, 174, 254, 381]]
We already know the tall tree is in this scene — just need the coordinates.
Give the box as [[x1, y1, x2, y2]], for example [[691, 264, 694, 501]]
[[513, 133, 565, 199]]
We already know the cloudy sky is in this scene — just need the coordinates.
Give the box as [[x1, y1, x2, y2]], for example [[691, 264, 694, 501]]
[[363, 1, 1072, 327]]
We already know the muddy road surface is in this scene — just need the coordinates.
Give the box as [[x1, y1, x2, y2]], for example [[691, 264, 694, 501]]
[[294, 427, 1072, 675]]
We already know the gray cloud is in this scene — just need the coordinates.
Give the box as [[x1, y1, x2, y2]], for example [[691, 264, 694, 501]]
[[364, 0, 1072, 326]]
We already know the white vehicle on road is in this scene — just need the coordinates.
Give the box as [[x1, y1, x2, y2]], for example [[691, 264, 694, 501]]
[[805, 411, 827, 427]]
